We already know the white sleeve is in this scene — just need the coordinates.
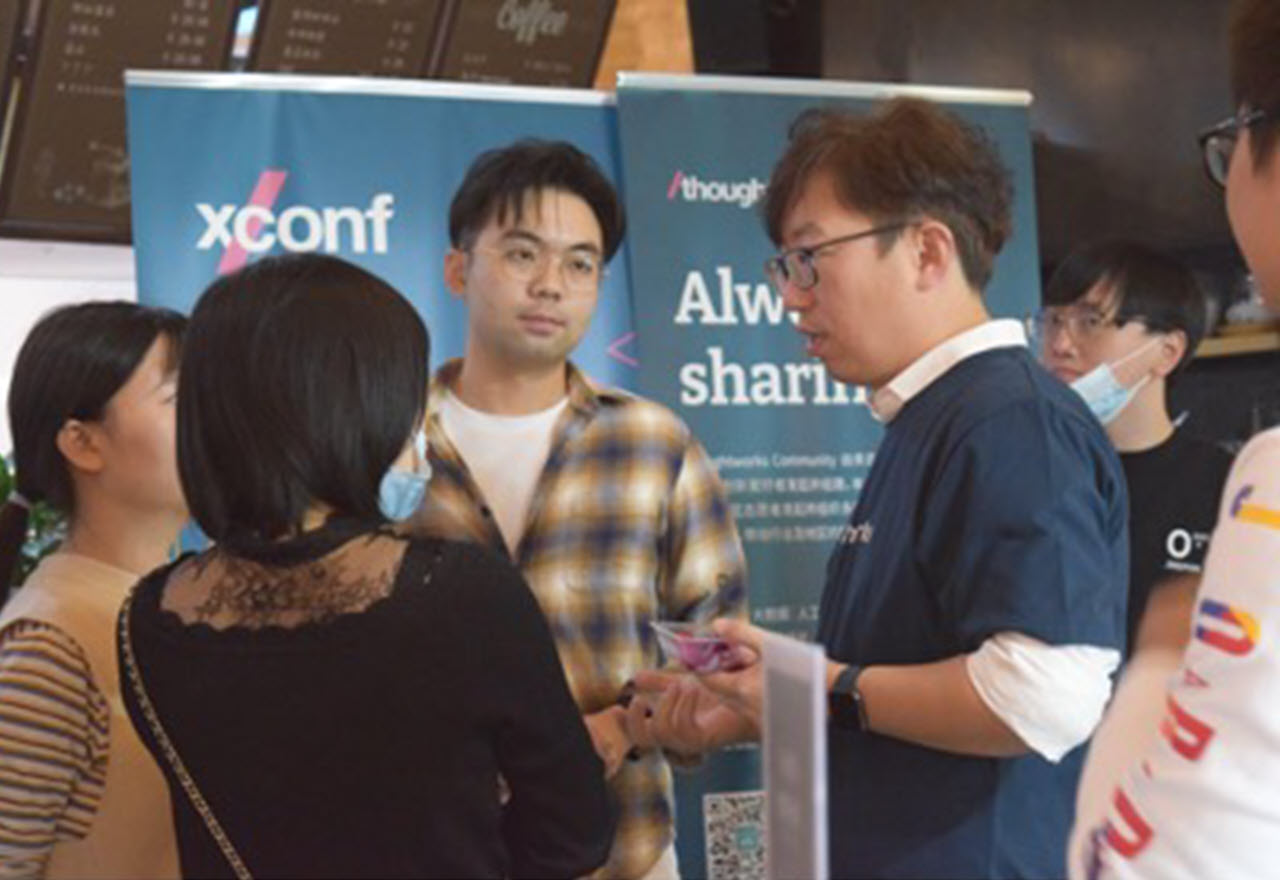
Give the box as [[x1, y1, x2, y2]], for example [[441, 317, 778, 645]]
[[1072, 428, 1280, 880], [965, 631, 1120, 763], [1069, 647, 1183, 879]]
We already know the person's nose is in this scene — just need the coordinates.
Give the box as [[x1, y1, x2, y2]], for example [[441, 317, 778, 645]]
[[1046, 322, 1079, 360], [779, 279, 813, 313], [529, 253, 563, 301]]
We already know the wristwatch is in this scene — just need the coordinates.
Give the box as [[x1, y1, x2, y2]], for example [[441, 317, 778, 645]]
[[828, 664, 868, 731]]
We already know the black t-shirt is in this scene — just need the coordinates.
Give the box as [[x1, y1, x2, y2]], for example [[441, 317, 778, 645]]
[[121, 522, 614, 879], [1120, 427, 1234, 649], [817, 347, 1128, 879]]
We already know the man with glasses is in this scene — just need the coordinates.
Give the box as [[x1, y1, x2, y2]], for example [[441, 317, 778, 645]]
[[1037, 241, 1233, 653], [1070, 2, 1280, 877], [413, 139, 747, 880], [634, 99, 1128, 878]]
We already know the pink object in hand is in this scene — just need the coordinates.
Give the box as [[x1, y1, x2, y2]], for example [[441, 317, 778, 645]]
[[651, 621, 736, 672]]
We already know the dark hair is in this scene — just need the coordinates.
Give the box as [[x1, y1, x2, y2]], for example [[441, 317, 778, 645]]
[[1230, 0, 1280, 166], [1, 302, 186, 586], [1044, 240, 1208, 374], [179, 253, 428, 548], [448, 139, 626, 260], [763, 98, 1013, 291]]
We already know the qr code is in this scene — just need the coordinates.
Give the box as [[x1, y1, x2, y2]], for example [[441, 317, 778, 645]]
[[703, 790, 765, 880]]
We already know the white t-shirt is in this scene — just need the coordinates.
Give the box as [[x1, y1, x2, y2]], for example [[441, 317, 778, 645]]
[[1070, 426, 1280, 879], [439, 391, 569, 556]]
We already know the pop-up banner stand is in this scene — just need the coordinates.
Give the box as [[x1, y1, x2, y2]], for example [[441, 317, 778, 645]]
[[126, 70, 638, 384], [616, 72, 1040, 880]]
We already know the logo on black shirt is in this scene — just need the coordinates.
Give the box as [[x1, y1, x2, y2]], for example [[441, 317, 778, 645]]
[[1163, 526, 1210, 574]]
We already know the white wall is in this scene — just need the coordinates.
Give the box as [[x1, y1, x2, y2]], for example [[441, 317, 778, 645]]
[[0, 239, 137, 455]]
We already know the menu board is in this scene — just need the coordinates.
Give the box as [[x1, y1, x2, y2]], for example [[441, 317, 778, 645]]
[[0, 0, 238, 241], [0, 0, 24, 129], [249, 0, 445, 77], [433, 0, 615, 88]]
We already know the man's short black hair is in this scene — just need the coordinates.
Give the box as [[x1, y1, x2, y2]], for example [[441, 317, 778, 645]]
[[448, 139, 625, 260], [1044, 240, 1208, 374], [178, 253, 429, 548]]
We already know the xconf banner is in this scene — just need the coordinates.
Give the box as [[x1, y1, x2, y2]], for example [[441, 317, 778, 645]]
[[617, 73, 1042, 879], [125, 71, 636, 385]]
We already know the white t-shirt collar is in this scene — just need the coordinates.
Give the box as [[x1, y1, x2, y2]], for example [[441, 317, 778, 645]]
[[869, 319, 1028, 423]]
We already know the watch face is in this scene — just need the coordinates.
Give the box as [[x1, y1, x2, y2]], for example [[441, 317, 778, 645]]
[[828, 688, 861, 731], [828, 666, 864, 730]]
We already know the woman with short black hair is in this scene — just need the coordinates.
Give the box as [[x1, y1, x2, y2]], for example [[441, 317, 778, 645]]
[[120, 253, 613, 879], [0, 301, 187, 878]]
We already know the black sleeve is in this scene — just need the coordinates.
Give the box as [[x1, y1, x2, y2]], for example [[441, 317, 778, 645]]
[[444, 543, 615, 878]]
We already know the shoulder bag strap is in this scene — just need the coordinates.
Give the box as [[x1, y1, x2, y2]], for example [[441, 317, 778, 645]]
[[118, 586, 253, 880]]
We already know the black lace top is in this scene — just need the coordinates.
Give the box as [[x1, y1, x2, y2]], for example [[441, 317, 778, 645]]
[[120, 519, 614, 879]]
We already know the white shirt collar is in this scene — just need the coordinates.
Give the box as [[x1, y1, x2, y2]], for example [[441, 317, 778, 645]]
[[869, 319, 1028, 423]]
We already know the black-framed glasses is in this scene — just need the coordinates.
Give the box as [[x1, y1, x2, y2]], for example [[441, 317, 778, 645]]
[[1028, 306, 1128, 344], [1198, 108, 1272, 188], [764, 222, 909, 291]]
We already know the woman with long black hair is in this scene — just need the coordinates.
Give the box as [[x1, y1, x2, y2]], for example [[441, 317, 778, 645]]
[[0, 302, 187, 878]]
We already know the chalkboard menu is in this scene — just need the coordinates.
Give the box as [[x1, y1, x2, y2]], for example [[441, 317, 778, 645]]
[[249, 0, 445, 77], [433, 0, 615, 88], [0, 0, 238, 241], [0, 0, 24, 127]]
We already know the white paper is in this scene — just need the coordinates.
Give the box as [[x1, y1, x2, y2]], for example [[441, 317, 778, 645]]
[[763, 631, 828, 880]]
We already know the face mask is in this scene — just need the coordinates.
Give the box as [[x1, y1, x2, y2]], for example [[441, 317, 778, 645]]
[[378, 429, 431, 521], [1070, 339, 1160, 425]]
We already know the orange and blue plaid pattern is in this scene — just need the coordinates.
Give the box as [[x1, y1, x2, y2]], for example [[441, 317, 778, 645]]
[[415, 360, 748, 879]]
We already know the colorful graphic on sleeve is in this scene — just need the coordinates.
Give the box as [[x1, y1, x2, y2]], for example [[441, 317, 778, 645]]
[[1098, 787, 1154, 862], [1159, 695, 1216, 761], [1087, 693, 1220, 870], [1194, 599, 1260, 656], [1229, 485, 1280, 530], [1084, 596, 1263, 871]]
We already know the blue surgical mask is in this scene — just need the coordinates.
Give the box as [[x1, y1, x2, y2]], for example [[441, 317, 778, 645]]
[[378, 429, 431, 521], [1069, 340, 1159, 425]]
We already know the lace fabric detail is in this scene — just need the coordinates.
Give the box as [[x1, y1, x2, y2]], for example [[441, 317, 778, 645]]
[[160, 532, 410, 631]]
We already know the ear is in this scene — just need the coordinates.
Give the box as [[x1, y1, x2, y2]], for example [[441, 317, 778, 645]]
[[909, 220, 958, 292], [1153, 330, 1188, 378], [443, 248, 469, 299], [55, 420, 106, 477]]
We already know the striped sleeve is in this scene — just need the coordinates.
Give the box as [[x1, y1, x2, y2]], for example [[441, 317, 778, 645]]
[[0, 619, 109, 880]]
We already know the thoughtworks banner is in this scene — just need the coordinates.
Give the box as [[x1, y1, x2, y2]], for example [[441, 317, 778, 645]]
[[125, 71, 636, 384], [617, 72, 1042, 880]]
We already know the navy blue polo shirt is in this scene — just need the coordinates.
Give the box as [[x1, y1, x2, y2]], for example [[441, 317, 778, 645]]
[[818, 346, 1128, 879]]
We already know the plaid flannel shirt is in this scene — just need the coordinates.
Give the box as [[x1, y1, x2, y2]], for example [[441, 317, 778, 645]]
[[415, 360, 748, 879]]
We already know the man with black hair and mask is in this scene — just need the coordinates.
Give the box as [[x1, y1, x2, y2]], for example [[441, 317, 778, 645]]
[[1038, 240, 1233, 652]]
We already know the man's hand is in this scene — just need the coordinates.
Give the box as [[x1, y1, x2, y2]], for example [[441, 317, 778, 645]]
[[697, 618, 766, 727], [582, 706, 632, 779], [628, 616, 766, 752], [626, 672, 760, 756]]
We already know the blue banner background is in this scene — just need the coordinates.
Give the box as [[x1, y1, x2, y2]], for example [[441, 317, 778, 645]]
[[126, 74, 636, 385], [616, 75, 1042, 880]]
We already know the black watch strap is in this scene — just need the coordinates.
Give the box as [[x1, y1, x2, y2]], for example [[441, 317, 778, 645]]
[[828, 664, 868, 731]]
